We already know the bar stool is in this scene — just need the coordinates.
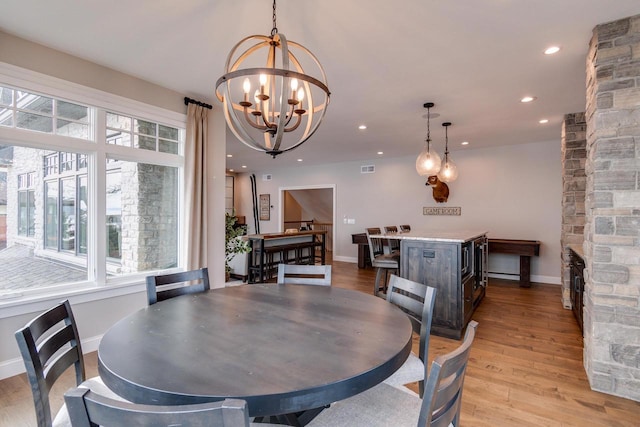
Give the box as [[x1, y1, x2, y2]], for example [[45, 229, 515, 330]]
[[399, 224, 411, 232], [366, 227, 399, 297], [383, 225, 400, 253]]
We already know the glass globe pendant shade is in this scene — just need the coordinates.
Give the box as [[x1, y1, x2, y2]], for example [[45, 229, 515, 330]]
[[415, 145, 441, 176], [437, 158, 458, 182]]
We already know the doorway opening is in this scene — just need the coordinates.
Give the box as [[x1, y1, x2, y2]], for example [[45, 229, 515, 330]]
[[279, 185, 335, 262]]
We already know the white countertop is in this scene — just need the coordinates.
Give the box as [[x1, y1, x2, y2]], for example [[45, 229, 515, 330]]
[[369, 230, 487, 243]]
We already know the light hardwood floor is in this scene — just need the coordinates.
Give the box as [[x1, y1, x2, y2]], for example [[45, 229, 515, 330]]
[[2, 261, 639, 426]]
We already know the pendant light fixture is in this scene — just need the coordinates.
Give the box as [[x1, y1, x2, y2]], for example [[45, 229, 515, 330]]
[[415, 102, 441, 176], [437, 122, 459, 182], [215, 0, 331, 158]]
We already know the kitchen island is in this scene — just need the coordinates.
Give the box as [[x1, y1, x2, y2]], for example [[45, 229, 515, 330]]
[[371, 230, 487, 339]]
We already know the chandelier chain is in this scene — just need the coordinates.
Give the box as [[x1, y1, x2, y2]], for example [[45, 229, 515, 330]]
[[271, 0, 278, 36]]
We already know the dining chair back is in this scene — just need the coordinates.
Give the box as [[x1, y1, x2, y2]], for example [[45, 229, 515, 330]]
[[418, 320, 479, 426], [277, 263, 332, 286], [383, 225, 400, 252], [307, 321, 479, 427], [15, 300, 85, 427], [384, 275, 436, 397], [146, 267, 210, 305], [64, 388, 251, 427], [15, 300, 121, 426], [399, 224, 411, 232], [365, 228, 399, 297]]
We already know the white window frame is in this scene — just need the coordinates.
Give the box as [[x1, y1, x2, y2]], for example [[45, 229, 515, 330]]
[[0, 62, 186, 318]]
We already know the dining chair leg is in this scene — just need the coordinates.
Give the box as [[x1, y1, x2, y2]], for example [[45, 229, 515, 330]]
[[374, 267, 384, 296]]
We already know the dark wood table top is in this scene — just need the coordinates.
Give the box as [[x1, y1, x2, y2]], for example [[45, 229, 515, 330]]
[[98, 284, 412, 417]]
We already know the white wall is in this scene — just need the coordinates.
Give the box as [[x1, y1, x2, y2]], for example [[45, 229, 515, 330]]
[[235, 139, 562, 283]]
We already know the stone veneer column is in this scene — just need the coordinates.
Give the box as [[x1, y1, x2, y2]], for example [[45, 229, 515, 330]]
[[584, 14, 640, 401], [561, 113, 587, 308]]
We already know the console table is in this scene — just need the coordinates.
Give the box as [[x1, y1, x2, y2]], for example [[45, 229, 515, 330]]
[[247, 230, 326, 283], [488, 238, 541, 288]]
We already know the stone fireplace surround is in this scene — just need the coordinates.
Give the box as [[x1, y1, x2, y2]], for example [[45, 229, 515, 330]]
[[561, 13, 640, 402]]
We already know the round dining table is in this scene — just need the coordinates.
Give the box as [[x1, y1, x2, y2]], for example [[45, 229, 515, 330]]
[[98, 283, 413, 420]]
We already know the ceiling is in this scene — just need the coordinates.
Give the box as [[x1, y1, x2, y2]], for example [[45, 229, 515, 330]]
[[1, 1, 639, 172]]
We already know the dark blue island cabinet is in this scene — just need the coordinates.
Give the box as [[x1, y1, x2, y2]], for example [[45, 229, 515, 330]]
[[398, 231, 487, 339]]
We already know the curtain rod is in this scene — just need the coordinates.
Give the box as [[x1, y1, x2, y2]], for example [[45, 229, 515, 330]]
[[184, 97, 213, 110]]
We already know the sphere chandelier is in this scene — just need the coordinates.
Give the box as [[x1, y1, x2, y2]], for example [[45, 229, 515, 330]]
[[215, 0, 331, 158]]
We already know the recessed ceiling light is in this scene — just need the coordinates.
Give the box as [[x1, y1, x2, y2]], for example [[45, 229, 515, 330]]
[[229, 169, 234, 172], [544, 46, 561, 55], [539, 119, 549, 124], [297, 159, 303, 162], [241, 165, 247, 168], [377, 151, 383, 155], [226, 154, 233, 158], [358, 125, 367, 130], [461, 141, 469, 146], [520, 96, 537, 103]]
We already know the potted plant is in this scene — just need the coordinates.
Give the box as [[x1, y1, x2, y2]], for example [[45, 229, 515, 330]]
[[225, 212, 251, 281]]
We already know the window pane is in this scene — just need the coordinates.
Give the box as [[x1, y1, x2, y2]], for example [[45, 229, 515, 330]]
[[17, 92, 53, 114], [159, 139, 178, 154], [106, 170, 122, 259], [0, 109, 12, 127], [107, 129, 131, 147], [18, 192, 28, 236], [28, 191, 35, 237], [0, 86, 12, 106], [106, 160, 178, 275], [57, 101, 88, 122], [134, 135, 156, 151], [44, 153, 58, 176], [158, 125, 178, 141], [45, 181, 58, 249], [78, 175, 88, 255], [134, 119, 156, 136], [106, 112, 131, 131], [16, 111, 53, 133], [1, 145, 90, 296], [61, 178, 75, 251], [57, 119, 90, 139]]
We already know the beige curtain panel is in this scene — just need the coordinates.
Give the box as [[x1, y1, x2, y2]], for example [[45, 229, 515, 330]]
[[184, 103, 208, 270]]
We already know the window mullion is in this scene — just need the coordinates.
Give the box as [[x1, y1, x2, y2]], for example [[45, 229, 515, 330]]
[[92, 109, 107, 285]]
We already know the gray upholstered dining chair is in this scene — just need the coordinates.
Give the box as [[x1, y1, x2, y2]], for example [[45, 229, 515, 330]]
[[366, 227, 399, 297], [14, 300, 123, 427], [277, 263, 332, 286], [64, 389, 281, 427], [308, 321, 479, 427], [146, 267, 210, 305], [383, 275, 436, 398]]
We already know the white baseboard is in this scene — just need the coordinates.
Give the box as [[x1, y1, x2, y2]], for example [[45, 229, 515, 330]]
[[333, 256, 357, 263], [0, 334, 103, 380], [488, 273, 561, 285]]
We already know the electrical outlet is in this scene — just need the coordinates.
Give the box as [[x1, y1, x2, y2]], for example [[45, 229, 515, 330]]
[[347, 218, 355, 225]]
